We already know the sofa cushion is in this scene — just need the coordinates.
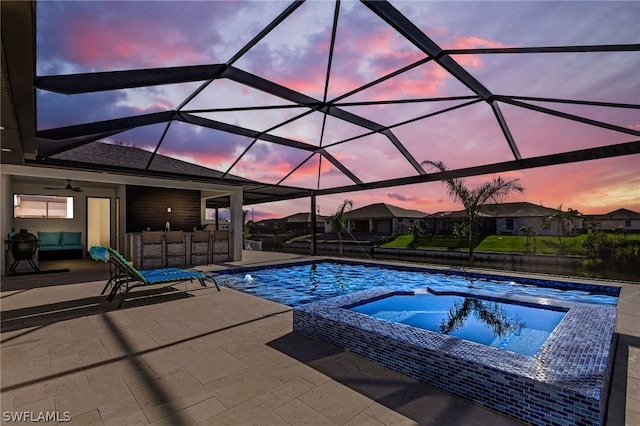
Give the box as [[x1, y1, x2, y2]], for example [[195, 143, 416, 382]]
[[38, 245, 63, 251], [60, 232, 82, 246], [38, 231, 61, 246]]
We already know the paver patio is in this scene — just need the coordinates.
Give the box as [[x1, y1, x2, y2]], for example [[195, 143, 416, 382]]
[[1, 251, 638, 425]]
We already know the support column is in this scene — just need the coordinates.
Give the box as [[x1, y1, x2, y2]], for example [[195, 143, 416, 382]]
[[310, 193, 317, 256], [230, 188, 243, 261]]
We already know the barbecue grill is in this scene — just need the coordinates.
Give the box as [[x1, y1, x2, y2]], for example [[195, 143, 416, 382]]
[[8, 230, 40, 275]]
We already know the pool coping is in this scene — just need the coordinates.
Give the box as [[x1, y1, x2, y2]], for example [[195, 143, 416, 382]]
[[293, 285, 618, 425]]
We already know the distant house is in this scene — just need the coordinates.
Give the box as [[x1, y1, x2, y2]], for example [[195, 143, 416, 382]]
[[203, 219, 231, 231], [256, 212, 328, 236], [583, 209, 640, 232], [284, 212, 328, 234], [342, 203, 428, 234], [492, 203, 581, 236], [426, 202, 580, 237], [425, 210, 470, 235]]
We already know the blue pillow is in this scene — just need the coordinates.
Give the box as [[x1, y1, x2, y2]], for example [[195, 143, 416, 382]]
[[38, 231, 61, 246], [60, 232, 82, 246], [89, 246, 110, 262]]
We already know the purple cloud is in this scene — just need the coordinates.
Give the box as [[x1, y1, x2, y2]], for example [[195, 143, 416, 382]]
[[386, 192, 417, 202]]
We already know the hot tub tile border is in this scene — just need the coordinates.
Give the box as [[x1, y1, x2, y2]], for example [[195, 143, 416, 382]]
[[293, 287, 617, 426]]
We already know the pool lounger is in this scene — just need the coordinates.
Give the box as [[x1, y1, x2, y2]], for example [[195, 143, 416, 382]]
[[89, 245, 220, 308]]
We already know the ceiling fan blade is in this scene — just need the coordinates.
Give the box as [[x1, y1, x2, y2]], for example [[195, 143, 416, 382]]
[[44, 179, 83, 191]]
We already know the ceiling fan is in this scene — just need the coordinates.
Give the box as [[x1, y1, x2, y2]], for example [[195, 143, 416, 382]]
[[44, 179, 84, 192]]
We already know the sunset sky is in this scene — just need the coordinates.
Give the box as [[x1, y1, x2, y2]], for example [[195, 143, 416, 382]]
[[35, 1, 639, 221]]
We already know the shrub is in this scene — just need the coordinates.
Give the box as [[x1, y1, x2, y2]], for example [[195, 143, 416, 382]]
[[582, 231, 640, 272]]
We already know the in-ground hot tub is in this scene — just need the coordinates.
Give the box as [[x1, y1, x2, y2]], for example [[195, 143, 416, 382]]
[[348, 288, 568, 357], [293, 286, 618, 426]]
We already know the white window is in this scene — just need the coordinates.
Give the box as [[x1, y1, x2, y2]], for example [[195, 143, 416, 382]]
[[13, 194, 74, 219]]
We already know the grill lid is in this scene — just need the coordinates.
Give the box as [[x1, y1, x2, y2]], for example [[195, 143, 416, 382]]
[[10, 230, 38, 260]]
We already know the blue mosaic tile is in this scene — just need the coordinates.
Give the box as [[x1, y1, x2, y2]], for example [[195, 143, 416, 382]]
[[214, 258, 622, 297], [293, 287, 617, 426]]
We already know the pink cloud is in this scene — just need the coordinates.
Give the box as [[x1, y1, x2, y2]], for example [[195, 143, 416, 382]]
[[513, 159, 640, 215], [65, 20, 204, 70], [448, 35, 509, 67], [230, 146, 321, 183], [250, 208, 280, 222]]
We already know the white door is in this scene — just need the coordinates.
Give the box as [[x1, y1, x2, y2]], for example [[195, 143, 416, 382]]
[[87, 197, 111, 249]]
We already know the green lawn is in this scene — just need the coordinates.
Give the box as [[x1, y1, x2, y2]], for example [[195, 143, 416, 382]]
[[380, 233, 640, 256], [475, 235, 588, 255], [417, 235, 467, 250], [381, 234, 466, 250], [380, 234, 414, 248]]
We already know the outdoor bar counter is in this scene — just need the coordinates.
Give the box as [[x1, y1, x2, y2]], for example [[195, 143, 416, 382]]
[[124, 231, 231, 269]]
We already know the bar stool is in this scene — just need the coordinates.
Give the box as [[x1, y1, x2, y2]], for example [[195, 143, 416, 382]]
[[212, 230, 230, 262], [190, 230, 211, 265], [141, 231, 164, 269], [164, 230, 186, 267]]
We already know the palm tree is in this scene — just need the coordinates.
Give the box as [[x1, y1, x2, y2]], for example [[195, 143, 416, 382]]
[[422, 160, 524, 266], [452, 222, 469, 249], [543, 204, 581, 238], [439, 297, 523, 338], [541, 204, 582, 254], [519, 226, 537, 253], [242, 210, 249, 238], [330, 199, 353, 257]]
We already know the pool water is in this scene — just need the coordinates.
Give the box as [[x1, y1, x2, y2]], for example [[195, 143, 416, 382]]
[[349, 291, 567, 356], [215, 261, 618, 307]]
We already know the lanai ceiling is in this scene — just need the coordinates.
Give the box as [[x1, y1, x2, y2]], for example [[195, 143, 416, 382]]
[[2, 1, 639, 207]]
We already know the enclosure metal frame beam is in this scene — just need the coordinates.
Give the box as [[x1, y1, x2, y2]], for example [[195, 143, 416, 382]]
[[240, 140, 640, 204], [362, 0, 525, 160]]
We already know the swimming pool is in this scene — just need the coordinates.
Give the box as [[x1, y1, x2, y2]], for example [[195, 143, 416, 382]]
[[348, 289, 567, 356], [215, 260, 619, 425], [214, 260, 619, 306]]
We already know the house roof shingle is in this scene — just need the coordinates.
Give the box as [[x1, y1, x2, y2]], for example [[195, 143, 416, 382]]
[[257, 212, 329, 225], [49, 142, 310, 207], [591, 208, 640, 220], [428, 202, 559, 219], [346, 203, 428, 220]]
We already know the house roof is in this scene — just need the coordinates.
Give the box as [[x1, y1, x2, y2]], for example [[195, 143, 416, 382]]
[[52, 142, 238, 181], [428, 202, 558, 219], [591, 208, 640, 220], [480, 202, 559, 218], [347, 203, 428, 220], [49, 142, 311, 208], [257, 212, 329, 225], [284, 212, 330, 223]]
